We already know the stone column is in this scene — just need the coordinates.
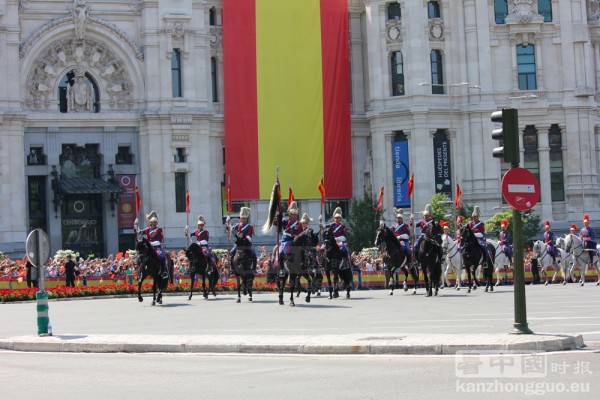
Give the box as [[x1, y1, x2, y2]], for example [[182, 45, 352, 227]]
[[536, 125, 553, 220]]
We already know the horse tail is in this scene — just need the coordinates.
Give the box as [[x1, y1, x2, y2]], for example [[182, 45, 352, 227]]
[[262, 179, 281, 234]]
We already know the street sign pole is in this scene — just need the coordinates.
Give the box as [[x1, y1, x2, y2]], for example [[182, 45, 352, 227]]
[[27, 229, 52, 336], [511, 207, 532, 334]]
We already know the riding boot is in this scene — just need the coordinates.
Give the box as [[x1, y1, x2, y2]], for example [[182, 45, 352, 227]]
[[161, 262, 169, 280]]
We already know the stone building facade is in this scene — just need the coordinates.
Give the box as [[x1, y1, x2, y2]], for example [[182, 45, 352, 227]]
[[0, 0, 598, 257]]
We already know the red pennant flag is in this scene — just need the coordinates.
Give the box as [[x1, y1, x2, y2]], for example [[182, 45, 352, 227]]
[[276, 179, 282, 212], [135, 185, 141, 216], [185, 190, 190, 214], [288, 186, 295, 205], [227, 179, 233, 212], [455, 184, 462, 209], [318, 178, 326, 205], [374, 186, 384, 211], [406, 173, 414, 200]]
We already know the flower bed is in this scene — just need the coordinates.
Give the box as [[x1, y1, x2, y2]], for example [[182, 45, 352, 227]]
[[0, 281, 279, 303]]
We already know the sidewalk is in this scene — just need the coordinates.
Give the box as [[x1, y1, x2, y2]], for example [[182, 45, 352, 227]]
[[0, 332, 584, 355]]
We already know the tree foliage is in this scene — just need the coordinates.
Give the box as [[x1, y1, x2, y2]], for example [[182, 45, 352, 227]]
[[485, 209, 542, 248], [427, 193, 473, 231], [347, 191, 381, 252]]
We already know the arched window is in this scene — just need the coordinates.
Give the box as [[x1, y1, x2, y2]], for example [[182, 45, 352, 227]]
[[58, 70, 100, 113], [523, 126, 539, 185], [538, 0, 552, 22], [430, 50, 444, 94], [548, 125, 564, 201], [494, 0, 508, 24], [427, 1, 440, 19], [387, 2, 401, 21], [391, 51, 405, 96], [209, 7, 216, 26], [211, 57, 219, 102]]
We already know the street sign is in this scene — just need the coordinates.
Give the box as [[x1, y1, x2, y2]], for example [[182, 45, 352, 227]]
[[501, 167, 540, 211], [26, 229, 50, 268]]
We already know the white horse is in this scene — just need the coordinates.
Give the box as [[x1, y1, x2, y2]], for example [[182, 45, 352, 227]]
[[555, 236, 575, 282], [564, 234, 600, 286], [441, 233, 463, 290], [532, 240, 568, 285], [486, 239, 512, 286]]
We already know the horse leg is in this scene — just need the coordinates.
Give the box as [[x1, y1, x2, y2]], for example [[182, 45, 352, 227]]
[[202, 274, 209, 300], [247, 276, 253, 302], [333, 270, 340, 298], [188, 272, 194, 301], [581, 263, 587, 286], [289, 275, 296, 307], [151, 280, 157, 306], [278, 272, 286, 305], [465, 267, 472, 293], [326, 269, 333, 299], [137, 273, 145, 302], [411, 264, 418, 295], [495, 264, 502, 287], [389, 268, 395, 295], [236, 275, 242, 303]]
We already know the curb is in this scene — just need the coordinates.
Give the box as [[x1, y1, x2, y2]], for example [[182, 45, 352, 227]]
[[0, 333, 584, 355]]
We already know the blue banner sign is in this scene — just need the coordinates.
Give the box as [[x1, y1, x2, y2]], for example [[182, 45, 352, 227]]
[[433, 139, 452, 198], [392, 140, 410, 207]]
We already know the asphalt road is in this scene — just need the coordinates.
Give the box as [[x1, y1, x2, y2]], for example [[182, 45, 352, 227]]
[[1, 283, 599, 344], [1, 350, 598, 400]]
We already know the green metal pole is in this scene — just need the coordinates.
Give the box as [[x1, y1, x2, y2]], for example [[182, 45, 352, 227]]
[[511, 200, 532, 334]]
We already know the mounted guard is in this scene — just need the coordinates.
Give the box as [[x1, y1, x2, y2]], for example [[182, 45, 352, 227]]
[[227, 207, 257, 267], [414, 204, 439, 259], [580, 214, 597, 264], [467, 206, 492, 266], [137, 210, 169, 279], [185, 215, 217, 274], [320, 207, 349, 259], [391, 208, 411, 259], [499, 219, 513, 264], [543, 220, 559, 265], [276, 201, 304, 262]]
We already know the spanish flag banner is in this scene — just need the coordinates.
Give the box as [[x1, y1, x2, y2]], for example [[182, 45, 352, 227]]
[[223, 0, 352, 200]]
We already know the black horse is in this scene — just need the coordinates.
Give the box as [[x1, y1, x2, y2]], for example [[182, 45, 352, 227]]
[[460, 225, 496, 292], [277, 228, 320, 306], [321, 226, 353, 299], [375, 224, 419, 295], [185, 242, 219, 301], [231, 229, 256, 303], [416, 221, 443, 297], [136, 238, 169, 305]]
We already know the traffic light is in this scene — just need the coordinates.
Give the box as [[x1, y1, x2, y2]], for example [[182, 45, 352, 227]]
[[491, 108, 520, 165]]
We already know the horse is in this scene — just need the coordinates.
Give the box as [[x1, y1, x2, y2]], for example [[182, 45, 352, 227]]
[[460, 226, 495, 292], [564, 234, 600, 286], [532, 240, 568, 285], [185, 242, 219, 300], [441, 233, 463, 290], [277, 228, 320, 306], [556, 236, 575, 282], [231, 229, 256, 303], [486, 239, 512, 287], [375, 224, 418, 295], [416, 221, 443, 297], [321, 225, 353, 299], [135, 238, 168, 305]]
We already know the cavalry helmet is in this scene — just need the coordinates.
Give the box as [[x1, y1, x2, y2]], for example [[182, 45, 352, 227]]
[[423, 204, 432, 217], [501, 219, 509, 228], [333, 207, 343, 219], [287, 201, 299, 215], [300, 213, 312, 224], [146, 210, 158, 223], [197, 215, 206, 226], [240, 207, 251, 219], [394, 207, 404, 219], [583, 213, 590, 223], [471, 206, 481, 218]]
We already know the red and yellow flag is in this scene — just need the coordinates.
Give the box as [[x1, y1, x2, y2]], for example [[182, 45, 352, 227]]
[[406, 174, 414, 200], [227, 180, 233, 212], [374, 186, 384, 211], [288, 186, 295, 205], [318, 177, 326, 204], [185, 190, 190, 214], [223, 0, 351, 200], [455, 184, 462, 209], [135, 185, 141, 216]]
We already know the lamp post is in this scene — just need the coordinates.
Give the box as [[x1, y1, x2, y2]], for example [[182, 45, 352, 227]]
[[419, 82, 480, 227]]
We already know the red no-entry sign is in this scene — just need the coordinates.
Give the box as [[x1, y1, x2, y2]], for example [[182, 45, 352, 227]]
[[501, 167, 540, 211]]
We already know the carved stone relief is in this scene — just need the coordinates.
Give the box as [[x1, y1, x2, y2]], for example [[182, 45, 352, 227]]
[[210, 26, 222, 49], [26, 37, 134, 110], [429, 19, 445, 42], [385, 19, 402, 44], [505, 0, 544, 24], [72, 0, 90, 40], [589, 0, 600, 22]]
